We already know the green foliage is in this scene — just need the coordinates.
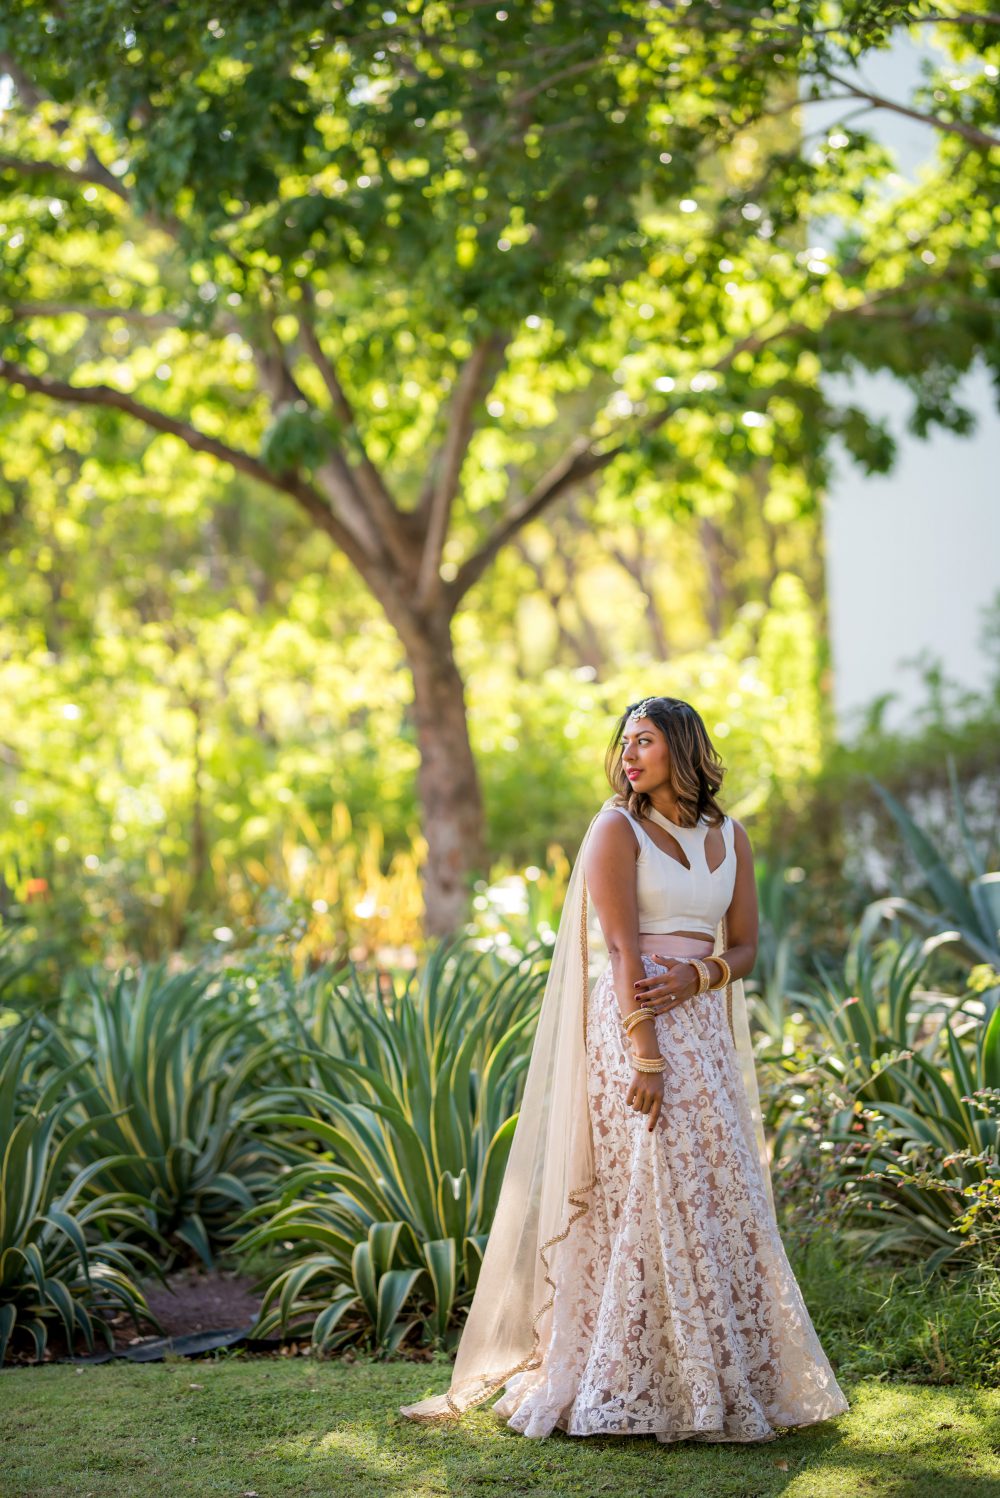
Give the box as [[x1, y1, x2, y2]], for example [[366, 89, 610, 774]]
[[787, 1232, 1000, 1387], [835, 1008, 1000, 1273], [759, 656, 1000, 975], [867, 764, 1000, 995], [764, 780, 1000, 1275], [232, 942, 545, 1353], [0, 1023, 165, 1363], [799, 921, 955, 1106], [259, 405, 338, 476], [45, 965, 285, 1267], [0, 577, 830, 967]]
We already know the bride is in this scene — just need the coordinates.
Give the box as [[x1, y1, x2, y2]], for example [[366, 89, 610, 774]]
[[401, 695, 850, 1442]]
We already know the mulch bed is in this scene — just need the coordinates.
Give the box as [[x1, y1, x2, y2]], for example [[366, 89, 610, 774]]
[[3, 1266, 441, 1368], [120, 1266, 264, 1348], [4, 1267, 264, 1367]]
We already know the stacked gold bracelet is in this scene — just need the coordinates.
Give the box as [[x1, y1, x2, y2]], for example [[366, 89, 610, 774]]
[[631, 1053, 668, 1073], [688, 957, 712, 995], [621, 1008, 667, 1072], [686, 955, 734, 996], [712, 955, 732, 988]]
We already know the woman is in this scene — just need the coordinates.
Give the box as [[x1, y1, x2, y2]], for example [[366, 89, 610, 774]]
[[401, 696, 849, 1442]]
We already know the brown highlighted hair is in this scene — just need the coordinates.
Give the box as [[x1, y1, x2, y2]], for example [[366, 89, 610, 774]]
[[605, 697, 728, 828]]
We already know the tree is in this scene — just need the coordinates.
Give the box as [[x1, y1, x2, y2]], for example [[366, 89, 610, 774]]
[[1, 1, 998, 931]]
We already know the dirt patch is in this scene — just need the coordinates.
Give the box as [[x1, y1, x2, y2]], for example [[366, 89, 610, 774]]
[[3, 1267, 265, 1365], [115, 1266, 264, 1347]]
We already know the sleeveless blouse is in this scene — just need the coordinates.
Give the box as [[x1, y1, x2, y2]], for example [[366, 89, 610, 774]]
[[608, 804, 737, 937]]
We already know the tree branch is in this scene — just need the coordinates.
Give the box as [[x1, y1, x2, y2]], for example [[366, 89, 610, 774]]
[[450, 261, 995, 603], [0, 150, 132, 204], [0, 358, 374, 572], [294, 281, 412, 573], [416, 331, 509, 609], [5, 302, 203, 331], [0, 53, 188, 242], [449, 436, 608, 604], [814, 67, 1000, 151]]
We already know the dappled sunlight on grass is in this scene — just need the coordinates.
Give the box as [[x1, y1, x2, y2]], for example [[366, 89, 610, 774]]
[[1, 1361, 998, 1498]]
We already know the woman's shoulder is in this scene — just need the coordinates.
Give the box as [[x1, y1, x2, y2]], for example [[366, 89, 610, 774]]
[[592, 803, 638, 832], [725, 815, 753, 855], [595, 800, 633, 820], [588, 805, 642, 853]]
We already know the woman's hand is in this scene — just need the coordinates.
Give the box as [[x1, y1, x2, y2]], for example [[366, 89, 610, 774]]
[[626, 1067, 664, 1132], [633, 958, 702, 1015]]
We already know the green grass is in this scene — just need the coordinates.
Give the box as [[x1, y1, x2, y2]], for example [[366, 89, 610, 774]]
[[2, 1357, 999, 1498], [786, 1235, 1000, 1387]]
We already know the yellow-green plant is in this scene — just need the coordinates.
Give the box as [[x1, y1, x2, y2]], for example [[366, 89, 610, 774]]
[[835, 1007, 1000, 1273], [233, 941, 545, 1353], [48, 965, 285, 1266], [0, 1024, 166, 1363], [231, 801, 427, 972]]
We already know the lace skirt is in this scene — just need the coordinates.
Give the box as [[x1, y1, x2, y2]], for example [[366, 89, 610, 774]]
[[491, 952, 851, 1443]]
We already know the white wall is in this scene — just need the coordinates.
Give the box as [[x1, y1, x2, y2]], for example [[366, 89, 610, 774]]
[[806, 36, 1000, 741]]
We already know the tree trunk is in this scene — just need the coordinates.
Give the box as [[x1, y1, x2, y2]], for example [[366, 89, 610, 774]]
[[403, 614, 488, 938], [698, 515, 726, 636]]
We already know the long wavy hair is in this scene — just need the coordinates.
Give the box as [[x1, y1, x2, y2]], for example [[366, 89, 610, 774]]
[[605, 696, 728, 828]]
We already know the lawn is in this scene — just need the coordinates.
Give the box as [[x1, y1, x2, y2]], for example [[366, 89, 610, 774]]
[[2, 1357, 999, 1498]]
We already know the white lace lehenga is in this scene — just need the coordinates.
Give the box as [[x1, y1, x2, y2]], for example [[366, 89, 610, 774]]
[[490, 940, 850, 1442]]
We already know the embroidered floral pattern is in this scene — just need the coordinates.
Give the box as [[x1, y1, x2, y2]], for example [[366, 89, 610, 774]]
[[491, 955, 850, 1443]]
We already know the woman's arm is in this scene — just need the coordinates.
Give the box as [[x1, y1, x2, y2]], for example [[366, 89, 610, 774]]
[[584, 812, 665, 1132], [711, 818, 759, 984], [583, 813, 651, 1039]]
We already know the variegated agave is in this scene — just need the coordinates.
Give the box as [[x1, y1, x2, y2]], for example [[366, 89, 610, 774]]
[[0, 1023, 167, 1363]]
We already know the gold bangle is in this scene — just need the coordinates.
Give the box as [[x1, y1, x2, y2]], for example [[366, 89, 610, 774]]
[[711, 955, 732, 988], [689, 957, 711, 995], [623, 1006, 655, 1033], [630, 1054, 667, 1073]]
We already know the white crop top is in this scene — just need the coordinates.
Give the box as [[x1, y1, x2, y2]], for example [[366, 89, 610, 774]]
[[608, 804, 737, 937]]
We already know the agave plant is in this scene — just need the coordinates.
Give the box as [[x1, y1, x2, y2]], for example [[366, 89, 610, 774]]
[[233, 940, 546, 1352], [746, 857, 811, 1047], [46, 963, 286, 1266], [798, 918, 960, 1105], [0, 1023, 168, 1363], [266, 936, 541, 1097], [866, 762, 1000, 1015], [767, 911, 963, 1188], [832, 1005, 1000, 1272]]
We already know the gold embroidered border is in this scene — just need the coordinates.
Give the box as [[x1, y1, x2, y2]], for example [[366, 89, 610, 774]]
[[722, 912, 734, 1043]]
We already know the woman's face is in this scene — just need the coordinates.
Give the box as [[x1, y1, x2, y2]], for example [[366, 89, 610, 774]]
[[620, 715, 671, 793]]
